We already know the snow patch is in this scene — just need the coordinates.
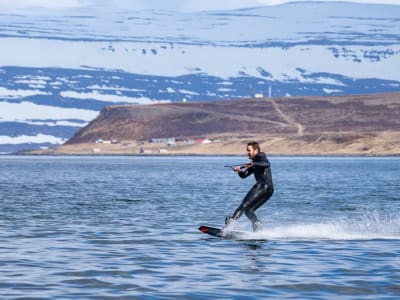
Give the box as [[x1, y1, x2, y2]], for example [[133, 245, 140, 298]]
[[1, 38, 399, 81], [0, 86, 50, 99], [0, 134, 66, 145], [0, 101, 98, 123], [60, 90, 154, 104]]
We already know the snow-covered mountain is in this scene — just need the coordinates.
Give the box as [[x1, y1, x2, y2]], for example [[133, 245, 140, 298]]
[[1, 1, 399, 153]]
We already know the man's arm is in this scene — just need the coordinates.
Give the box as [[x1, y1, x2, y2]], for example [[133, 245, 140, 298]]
[[234, 163, 253, 178], [252, 160, 270, 168], [252, 152, 270, 168]]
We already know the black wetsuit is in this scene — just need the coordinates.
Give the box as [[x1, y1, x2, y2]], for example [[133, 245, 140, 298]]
[[231, 152, 274, 229]]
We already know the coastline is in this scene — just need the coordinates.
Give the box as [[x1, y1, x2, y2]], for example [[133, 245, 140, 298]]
[[18, 132, 400, 157]]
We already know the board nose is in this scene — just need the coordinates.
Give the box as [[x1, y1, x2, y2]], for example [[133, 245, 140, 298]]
[[199, 226, 209, 233]]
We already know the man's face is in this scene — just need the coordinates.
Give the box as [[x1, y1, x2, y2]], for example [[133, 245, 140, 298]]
[[247, 145, 258, 159]]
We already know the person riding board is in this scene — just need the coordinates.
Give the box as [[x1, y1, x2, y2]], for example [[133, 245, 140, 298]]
[[225, 141, 274, 231]]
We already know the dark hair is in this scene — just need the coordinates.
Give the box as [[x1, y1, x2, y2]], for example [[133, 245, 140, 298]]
[[247, 141, 260, 152]]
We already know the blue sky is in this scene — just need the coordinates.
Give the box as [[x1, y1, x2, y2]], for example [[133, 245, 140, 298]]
[[0, 0, 399, 13]]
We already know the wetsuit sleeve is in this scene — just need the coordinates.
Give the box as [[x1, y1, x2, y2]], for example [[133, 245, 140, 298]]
[[252, 152, 270, 167], [252, 160, 270, 168], [238, 167, 253, 178]]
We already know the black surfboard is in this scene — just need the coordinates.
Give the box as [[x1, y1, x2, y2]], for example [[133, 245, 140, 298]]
[[198, 225, 248, 240]]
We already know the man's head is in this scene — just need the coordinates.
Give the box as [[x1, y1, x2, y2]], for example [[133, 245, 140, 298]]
[[246, 141, 260, 159]]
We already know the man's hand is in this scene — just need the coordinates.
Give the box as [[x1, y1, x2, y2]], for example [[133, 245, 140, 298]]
[[234, 166, 242, 172], [234, 162, 252, 172]]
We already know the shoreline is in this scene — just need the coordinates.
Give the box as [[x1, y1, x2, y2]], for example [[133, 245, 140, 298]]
[[17, 132, 400, 157], [8, 154, 400, 158]]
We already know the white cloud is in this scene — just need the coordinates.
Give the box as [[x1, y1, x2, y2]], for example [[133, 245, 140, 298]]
[[0, 0, 398, 13], [0, 0, 90, 12], [256, 0, 400, 4], [91, 0, 400, 11]]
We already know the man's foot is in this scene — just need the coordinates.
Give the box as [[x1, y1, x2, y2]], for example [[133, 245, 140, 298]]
[[253, 220, 262, 232], [223, 216, 236, 234], [225, 216, 234, 225]]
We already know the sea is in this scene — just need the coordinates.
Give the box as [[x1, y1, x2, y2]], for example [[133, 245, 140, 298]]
[[0, 155, 399, 299]]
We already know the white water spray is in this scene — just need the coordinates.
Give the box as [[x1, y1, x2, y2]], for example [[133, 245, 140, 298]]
[[245, 211, 400, 240]]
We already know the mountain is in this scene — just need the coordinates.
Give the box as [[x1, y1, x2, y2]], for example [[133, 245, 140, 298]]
[[1, 2, 400, 153], [32, 92, 400, 155]]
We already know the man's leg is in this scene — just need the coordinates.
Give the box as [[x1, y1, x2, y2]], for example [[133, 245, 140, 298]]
[[248, 187, 273, 231], [230, 184, 259, 220], [252, 186, 274, 212], [230, 182, 267, 229]]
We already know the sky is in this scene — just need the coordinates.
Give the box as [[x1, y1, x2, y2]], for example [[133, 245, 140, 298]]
[[0, 0, 399, 13]]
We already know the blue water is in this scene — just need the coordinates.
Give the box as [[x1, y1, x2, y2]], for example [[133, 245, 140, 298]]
[[0, 155, 399, 299]]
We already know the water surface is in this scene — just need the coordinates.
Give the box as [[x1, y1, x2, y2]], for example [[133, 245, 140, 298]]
[[1, 156, 399, 299]]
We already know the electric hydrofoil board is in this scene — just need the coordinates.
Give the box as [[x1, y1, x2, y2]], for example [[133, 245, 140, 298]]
[[198, 225, 249, 240]]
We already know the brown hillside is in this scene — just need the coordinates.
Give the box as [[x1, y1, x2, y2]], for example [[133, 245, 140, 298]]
[[51, 92, 400, 155], [67, 99, 295, 144], [67, 93, 400, 141]]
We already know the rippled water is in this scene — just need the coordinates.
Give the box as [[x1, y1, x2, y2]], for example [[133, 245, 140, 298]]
[[1, 155, 399, 299]]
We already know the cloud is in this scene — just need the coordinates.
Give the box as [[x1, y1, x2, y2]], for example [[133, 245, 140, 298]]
[[0, 0, 90, 11], [256, 0, 400, 5], [109, 0, 400, 12], [0, 0, 398, 13], [95, 0, 263, 12]]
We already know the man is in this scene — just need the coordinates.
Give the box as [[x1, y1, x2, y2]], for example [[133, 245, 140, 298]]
[[225, 141, 274, 231]]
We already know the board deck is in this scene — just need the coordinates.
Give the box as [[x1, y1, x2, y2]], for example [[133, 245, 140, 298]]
[[198, 225, 248, 240]]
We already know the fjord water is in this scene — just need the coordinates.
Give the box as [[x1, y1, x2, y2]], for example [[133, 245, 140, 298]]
[[1, 155, 399, 299]]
